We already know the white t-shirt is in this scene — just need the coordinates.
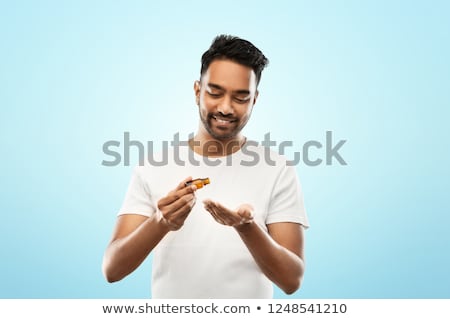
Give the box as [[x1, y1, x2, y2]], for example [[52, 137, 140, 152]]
[[118, 141, 309, 298]]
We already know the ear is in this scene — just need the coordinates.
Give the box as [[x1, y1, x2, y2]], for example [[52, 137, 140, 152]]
[[194, 80, 201, 105]]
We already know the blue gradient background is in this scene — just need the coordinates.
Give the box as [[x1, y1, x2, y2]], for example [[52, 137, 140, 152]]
[[1, 1, 449, 298]]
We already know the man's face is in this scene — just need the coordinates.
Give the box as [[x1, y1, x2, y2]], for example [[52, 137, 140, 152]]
[[194, 59, 258, 141]]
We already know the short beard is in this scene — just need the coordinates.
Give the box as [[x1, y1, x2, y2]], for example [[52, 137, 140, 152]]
[[200, 111, 243, 140]]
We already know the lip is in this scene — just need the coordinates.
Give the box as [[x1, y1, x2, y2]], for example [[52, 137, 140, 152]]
[[212, 115, 237, 124]]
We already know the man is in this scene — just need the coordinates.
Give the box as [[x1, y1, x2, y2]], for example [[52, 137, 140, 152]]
[[102, 35, 309, 298]]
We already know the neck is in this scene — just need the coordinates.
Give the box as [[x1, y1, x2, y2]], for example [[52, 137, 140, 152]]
[[189, 131, 246, 157]]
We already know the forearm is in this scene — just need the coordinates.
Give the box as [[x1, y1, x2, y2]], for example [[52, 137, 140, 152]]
[[102, 214, 169, 282], [235, 222, 304, 294]]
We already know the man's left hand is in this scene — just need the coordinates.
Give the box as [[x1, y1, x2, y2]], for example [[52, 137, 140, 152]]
[[203, 200, 254, 227]]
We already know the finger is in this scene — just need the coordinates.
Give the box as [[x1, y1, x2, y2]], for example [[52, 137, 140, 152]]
[[215, 202, 245, 225], [213, 202, 235, 215], [237, 206, 254, 219], [171, 192, 196, 212], [164, 196, 196, 229], [204, 203, 227, 225], [161, 193, 195, 218], [208, 202, 241, 226], [158, 184, 197, 207], [212, 205, 233, 225], [176, 176, 193, 190], [236, 212, 254, 224]]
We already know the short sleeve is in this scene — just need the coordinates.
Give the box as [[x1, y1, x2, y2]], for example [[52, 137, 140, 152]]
[[118, 166, 156, 217], [266, 165, 309, 228]]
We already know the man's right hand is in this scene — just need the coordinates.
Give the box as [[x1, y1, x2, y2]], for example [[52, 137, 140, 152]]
[[157, 177, 197, 231]]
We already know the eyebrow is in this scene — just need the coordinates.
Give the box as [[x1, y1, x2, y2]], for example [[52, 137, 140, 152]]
[[207, 83, 251, 95]]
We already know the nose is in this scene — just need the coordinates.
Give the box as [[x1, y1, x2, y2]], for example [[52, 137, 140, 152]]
[[217, 95, 234, 115]]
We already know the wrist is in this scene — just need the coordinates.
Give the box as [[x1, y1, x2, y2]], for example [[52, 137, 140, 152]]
[[154, 209, 172, 232], [234, 220, 255, 233]]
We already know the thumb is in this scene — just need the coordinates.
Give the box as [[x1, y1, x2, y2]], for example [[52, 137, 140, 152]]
[[237, 204, 254, 219]]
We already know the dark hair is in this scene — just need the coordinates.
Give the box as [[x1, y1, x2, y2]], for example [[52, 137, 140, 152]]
[[200, 35, 269, 85]]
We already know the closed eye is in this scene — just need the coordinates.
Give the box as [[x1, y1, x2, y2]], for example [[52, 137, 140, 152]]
[[234, 97, 250, 104], [207, 91, 222, 98]]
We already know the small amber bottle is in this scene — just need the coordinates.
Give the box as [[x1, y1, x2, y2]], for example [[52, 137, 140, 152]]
[[185, 178, 210, 189]]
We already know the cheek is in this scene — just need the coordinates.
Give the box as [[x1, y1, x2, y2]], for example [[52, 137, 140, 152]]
[[237, 105, 253, 120], [199, 94, 211, 108], [198, 100, 211, 119], [200, 97, 220, 115]]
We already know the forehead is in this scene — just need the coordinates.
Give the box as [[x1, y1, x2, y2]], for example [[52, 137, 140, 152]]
[[202, 59, 257, 91]]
